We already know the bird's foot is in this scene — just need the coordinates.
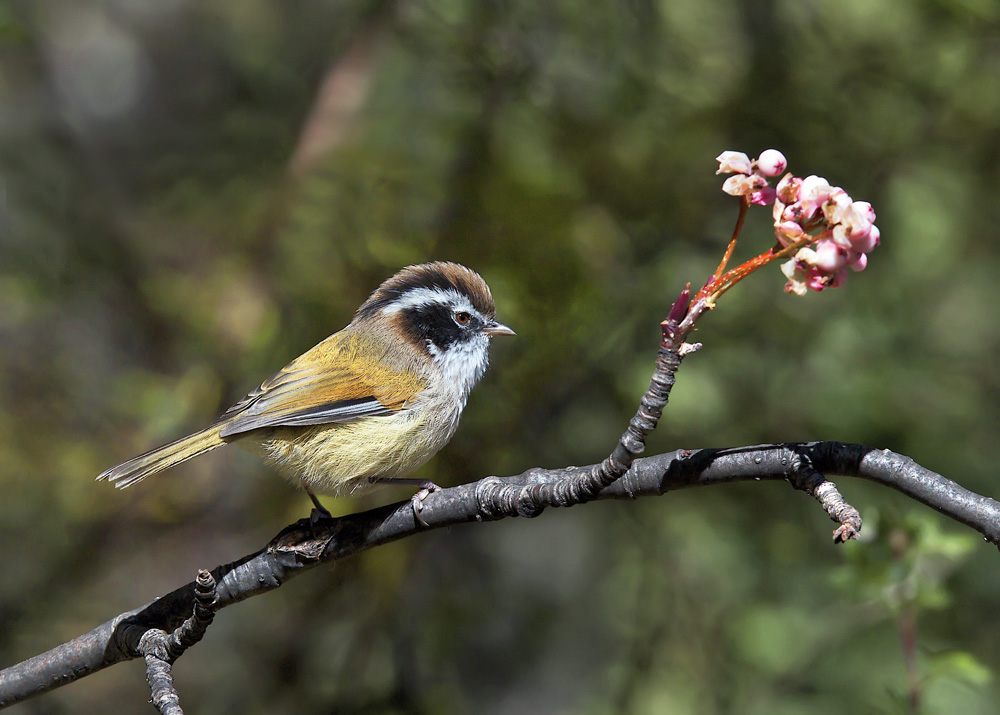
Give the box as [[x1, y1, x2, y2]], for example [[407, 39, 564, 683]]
[[410, 481, 441, 528], [305, 488, 332, 536], [371, 477, 441, 527], [309, 505, 332, 531]]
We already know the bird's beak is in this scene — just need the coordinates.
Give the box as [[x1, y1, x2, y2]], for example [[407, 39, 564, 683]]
[[484, 321, 516, 337]]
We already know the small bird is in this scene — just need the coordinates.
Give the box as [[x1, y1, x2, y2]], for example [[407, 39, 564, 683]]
[[97, 262, 514, 522]]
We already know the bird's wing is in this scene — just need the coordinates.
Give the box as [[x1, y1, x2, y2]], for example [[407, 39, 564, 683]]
[[217, 332, 426, 438]]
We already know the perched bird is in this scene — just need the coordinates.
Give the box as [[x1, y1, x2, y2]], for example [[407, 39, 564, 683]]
[[97, 262, 514, 522]]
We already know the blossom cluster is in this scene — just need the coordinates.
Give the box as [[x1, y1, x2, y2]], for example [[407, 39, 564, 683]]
[[716, 150, 879, 295]]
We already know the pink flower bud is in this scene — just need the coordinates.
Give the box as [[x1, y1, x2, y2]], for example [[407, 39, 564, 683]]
[[793, 247, 819, 267], [751, 187, 777, 206], [774, 220, 804, 247], [756, 149, 787, 177], [805, 268, 828, 292], [775, 173, 800, 203], [828, 267, 847, 289], [813, 239, 848, 272], [831, 223, 853, 250], [722, 173, 768, 197], [852, 201, 876, 224], [799, 175, 833, 204], [716, 151, 752, 175], [848, 252, 868, 272], [846, 203, 873, 237], [782, 200, 818, 224], [781, 258, 808, 295], [784, 280, 806, 296], [828, 198, 874, 251], [821, 188, 853, 224], [722, 174, 752, 196], [849, 225, 878, 253]]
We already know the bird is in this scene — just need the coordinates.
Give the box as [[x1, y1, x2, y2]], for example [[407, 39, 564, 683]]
[[97, 262, 515, 524]]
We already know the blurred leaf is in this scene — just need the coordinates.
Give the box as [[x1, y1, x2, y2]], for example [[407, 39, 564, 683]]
[[927, 650, 993, 688]]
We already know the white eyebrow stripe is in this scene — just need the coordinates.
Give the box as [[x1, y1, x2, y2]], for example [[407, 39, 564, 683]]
[[380, 287, 479, 317]]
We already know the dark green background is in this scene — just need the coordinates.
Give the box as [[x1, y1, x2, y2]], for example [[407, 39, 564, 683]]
[[2, 0, 999, 712]]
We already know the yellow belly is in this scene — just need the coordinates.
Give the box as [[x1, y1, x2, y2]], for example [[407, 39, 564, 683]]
[[244, 407, 457, 496]]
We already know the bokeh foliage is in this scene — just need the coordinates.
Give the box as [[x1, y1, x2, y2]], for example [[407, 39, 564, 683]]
[[2, 0, 1000, 712]]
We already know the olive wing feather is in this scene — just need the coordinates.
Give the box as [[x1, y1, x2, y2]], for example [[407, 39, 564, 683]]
[[217, 334, 426, 438]]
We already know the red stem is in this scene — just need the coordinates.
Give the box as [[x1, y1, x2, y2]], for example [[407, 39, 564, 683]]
[[712, 196, 750, 281]]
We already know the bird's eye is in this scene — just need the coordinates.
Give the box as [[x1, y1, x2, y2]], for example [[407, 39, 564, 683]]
[[453, 311, 471, 326]]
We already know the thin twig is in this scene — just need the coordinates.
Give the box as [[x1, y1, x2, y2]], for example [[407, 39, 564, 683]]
[[786, 450, 862, 542], [134, 570, 219, 715]]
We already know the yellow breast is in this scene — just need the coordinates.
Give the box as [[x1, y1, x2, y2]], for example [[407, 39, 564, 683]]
[[244, 393, 461, 496]]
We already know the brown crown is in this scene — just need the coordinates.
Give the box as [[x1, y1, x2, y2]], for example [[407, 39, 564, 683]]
[[355, 262, 496, 320]]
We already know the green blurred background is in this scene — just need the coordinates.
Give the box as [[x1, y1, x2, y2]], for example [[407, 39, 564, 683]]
[[3, 0, 1000, 712]]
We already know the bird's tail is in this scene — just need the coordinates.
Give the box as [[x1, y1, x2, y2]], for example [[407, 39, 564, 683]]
[[96, 427, 226, 488]]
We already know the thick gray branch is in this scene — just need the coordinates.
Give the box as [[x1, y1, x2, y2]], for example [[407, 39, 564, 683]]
[[2, 441, 998, 708]]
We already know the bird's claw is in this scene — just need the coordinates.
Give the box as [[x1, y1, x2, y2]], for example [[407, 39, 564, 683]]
[[411, 482, 440, 528]]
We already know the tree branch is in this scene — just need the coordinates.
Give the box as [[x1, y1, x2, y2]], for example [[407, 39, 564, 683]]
[[2, 440, 999, 708], [137, 569, 219, 714]]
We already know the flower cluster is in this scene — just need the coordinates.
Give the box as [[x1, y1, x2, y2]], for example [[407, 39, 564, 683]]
[[716, 150, 879, 295]]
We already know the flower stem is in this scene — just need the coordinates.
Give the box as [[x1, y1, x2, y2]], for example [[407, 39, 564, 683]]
[[706, 235, 814, 303], [712, 196, 750, 281]]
